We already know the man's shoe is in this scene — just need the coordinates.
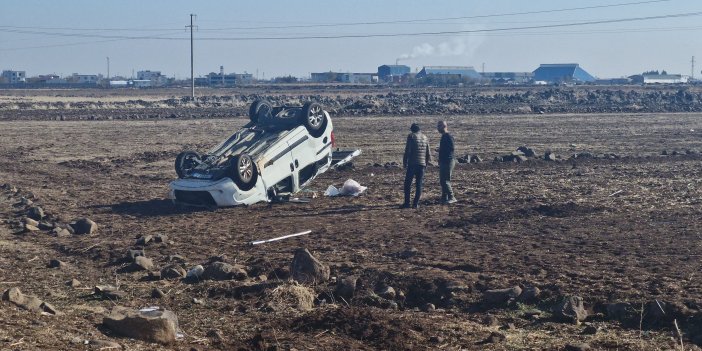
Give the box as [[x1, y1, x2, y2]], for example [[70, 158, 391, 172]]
[[411, 203, 420, 209], [447, 198, 458, 204], [400, 203, 411, 209]]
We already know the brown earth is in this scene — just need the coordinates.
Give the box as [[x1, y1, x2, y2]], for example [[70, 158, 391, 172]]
[[1, 89, 702, 350]]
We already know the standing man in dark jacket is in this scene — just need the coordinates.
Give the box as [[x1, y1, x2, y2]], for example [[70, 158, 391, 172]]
[[437, 120, 457, 204], [402, 123, 432, 209]]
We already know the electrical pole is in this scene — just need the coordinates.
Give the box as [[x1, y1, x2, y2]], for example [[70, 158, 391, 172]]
[[187, 14, 197, 100], [106, 57, 110, 88]]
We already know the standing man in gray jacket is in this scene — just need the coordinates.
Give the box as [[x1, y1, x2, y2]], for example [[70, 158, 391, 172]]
[[402, 123, 432, 209], [437, 120, 457, 204]]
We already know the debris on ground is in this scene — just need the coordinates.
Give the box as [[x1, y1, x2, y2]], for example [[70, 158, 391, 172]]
[[102, 306, 179, 345], [324, 179, 367, 196], [290, 248, 330, 284], [265, 283, 315, 311]]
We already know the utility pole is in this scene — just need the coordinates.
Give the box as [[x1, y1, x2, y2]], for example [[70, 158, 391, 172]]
[[106, 57, 110, 88], [186, 14, 197, 100]]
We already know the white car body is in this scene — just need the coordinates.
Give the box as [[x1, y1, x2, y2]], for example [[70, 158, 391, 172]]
[[168, 107, 359, 207]]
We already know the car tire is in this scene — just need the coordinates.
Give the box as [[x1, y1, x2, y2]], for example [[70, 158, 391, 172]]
[[248, 100, 272, 123], [229, 153, 258, 191], [300, 102, 328, 137], [175, 151, 200, 178]]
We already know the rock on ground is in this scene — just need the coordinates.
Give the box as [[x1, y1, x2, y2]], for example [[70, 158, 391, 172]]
[[519, 286, 541, 302], [376, 286, 396, 300], [129, 256, 154, 271], [483, 286, 522, 304], [290, 248, 330, 284], [553, 296, 588, 323], [335, 276, 357, 300], [71, 218, 98, 235], [103, 306, 179, 345], [161, 265, 187, 279], [2, 287, 60, 315], [203, 262, 248, 280], [27, 206, 44, 220]]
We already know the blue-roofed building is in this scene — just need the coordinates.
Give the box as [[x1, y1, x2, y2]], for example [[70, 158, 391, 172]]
[[416, 66, 482, 80], [532, 64, 595, 84], [377, 65, 411, 82]]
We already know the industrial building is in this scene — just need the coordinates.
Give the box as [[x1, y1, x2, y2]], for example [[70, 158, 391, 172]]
[[310, 72, 377, 83], [532, 64, 595, 84], [416, 66, 482, 80], [202, 69, 253, 86], [377, 65, 411, 82], [642, 73, 688, 84], [481, 72, 533, 85]]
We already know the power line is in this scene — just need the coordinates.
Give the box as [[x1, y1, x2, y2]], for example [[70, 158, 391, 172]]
[[0, 0, 672, 33], [2, 11, 702, 42], [198, 12, 702, 40], [5, 24, 702, 51], [199, 0, 673, 31], [0, 10, 700, 51]]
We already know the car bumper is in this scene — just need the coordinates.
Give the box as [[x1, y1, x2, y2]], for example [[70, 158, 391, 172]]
[[168, 178, 267, 206]]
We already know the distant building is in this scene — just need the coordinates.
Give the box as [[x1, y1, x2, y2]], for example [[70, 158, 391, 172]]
[[203, 72, 253, 86], [109, 80, 130, 88], [26, 74, 66, 85], [377, 65, 410, 82], [1, 70, 26, 84], [416, 66, 482, 80], [311, 72, 339, 83], [136, 70, 170, 87], [310, 72, 376, 83], [341, 73, 377, 83], [532, 64, 595, 84], [233, 73, 253, 84], [481, 72, 533, 84], [69, 74, 100, 85], [642, 74, 688, 84], [594, 77, 632, 85]]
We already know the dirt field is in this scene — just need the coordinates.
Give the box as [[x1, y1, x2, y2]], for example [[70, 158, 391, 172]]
[[2, 89, 702, 350]]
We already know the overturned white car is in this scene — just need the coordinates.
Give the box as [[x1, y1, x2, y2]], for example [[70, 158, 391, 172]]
[[168, 100, 360, 206]]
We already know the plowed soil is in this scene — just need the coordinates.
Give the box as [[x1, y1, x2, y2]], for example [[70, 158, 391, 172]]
[[1, 90, 702, 350]]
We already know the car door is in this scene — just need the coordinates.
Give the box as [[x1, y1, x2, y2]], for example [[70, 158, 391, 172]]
[[259, 133, 296, 195], [286, 127, 315, 191]]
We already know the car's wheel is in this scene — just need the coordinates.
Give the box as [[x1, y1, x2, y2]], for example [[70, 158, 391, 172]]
[[229, 153, 258, 191], [175, 151, 200, 178], [300, 102, 328, 137], [248, 99, 272, 123]]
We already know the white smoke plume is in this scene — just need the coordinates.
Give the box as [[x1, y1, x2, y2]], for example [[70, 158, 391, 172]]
[[397, 32, 485, 62]]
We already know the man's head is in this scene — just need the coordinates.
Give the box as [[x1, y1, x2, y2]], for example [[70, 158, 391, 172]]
[[410, 123, 420, 133], [437, 120, 448, 134]]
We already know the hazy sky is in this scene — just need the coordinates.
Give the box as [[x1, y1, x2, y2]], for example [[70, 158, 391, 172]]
[[1, 0, 701, 79]]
